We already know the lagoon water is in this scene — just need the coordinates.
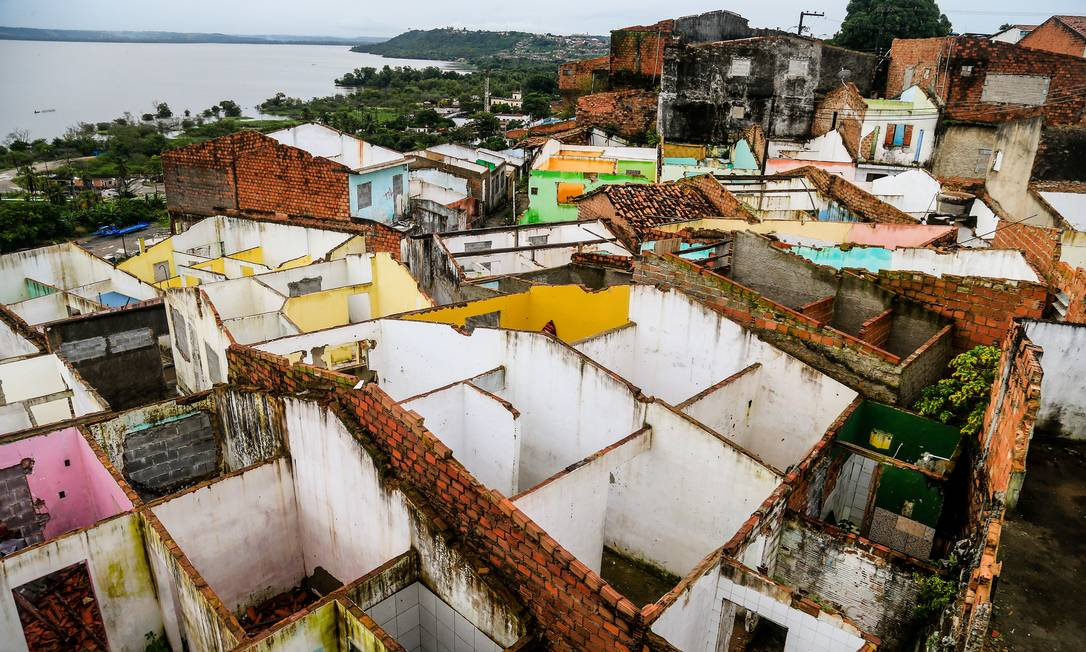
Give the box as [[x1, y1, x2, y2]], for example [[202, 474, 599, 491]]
[[0, 40, 456, 139]]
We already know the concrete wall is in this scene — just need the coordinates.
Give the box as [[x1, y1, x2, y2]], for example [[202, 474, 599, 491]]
[[401, 382, 521, 495], [773, 517, 923, 643], [651, 559, 866, 652], [1023, 320, 1086, 439], [0, 243, 156, 308], [121, 412, 217, 496], [48, 302, 171, 410], [285, 397, 412, 584], [606, 403, 781, 576], [0, 427, 131, 541], [790, 245, 1040, 282], [350, 163, 409, 223], [0, 317, 41, 363], [0, 513, 166, 652], [151, 459, 304, 613], [931, 123, 997, 179], [513, 429, 650, 573], [0, 354, 107, 435]]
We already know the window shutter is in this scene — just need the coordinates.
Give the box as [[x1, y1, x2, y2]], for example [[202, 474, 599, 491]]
[[903, 124, 914, 147], [884, 125, 896, 147]]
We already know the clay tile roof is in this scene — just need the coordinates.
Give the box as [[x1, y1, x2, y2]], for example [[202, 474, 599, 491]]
[[1055, 16, 1086, 39], [587, 183, 719, 231]]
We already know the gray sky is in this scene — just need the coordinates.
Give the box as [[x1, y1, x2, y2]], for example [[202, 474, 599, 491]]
[[0, 0, 1082, 39]]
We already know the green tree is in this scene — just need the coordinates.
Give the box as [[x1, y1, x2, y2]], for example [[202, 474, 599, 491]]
[[831, 0, 952, 52], [521, 93, 552, 120], [913, 345, 1000, 437], [219, 100, 242, 118], [155, 102, 173, 119]]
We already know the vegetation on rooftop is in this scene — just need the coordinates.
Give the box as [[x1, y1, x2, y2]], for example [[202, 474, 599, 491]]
[[912, 345, 1000, 437]]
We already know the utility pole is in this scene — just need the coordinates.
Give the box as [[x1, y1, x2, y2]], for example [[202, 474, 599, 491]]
[[797, 11, 824, 36]]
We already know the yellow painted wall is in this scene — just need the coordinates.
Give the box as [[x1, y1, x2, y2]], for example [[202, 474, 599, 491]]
[[327, 236, 368, 260], [193, 258, 226, 275], [277, 254, 313, 270], [404, 285, 630, 342], [283, 285, 376, 332], [543, 157, 616, 174], [119, 236, 176, 283], [371, 253, 434, 316], [662, 143, 708, 160], [227, 246, 265, 264]]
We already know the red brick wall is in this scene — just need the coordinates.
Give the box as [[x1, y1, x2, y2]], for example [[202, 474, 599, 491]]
[[798, 296, 835, 324], [1018, 18, 1086, 58], [858, 308, 894, 349], [993, 220, 1086, 322], [609, 22, 674, 87], [889, 36, 1086, 125], [868, 271, 1047, 350], [225, 346, 644, 651], [978, 324, 1043, 504], [886, 37, 948, 98], [812, 84, 867, 159], [505, 119, 578, 141], [576, 90, 658, 139], [559, 55, 610, 99], [164, 130, 351, 221]]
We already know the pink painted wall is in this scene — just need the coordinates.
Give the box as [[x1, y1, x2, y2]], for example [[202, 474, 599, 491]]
[[0, 427, 131, 539], [766, 159, 858, 179], [846, 223, 957, 249]]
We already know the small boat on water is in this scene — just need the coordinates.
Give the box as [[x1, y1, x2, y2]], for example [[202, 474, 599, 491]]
[[33, 108, 56, 114]]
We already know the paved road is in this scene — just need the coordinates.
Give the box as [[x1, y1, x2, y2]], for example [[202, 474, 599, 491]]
[[78, 224, 172, 262], [0, 156, 97, 193]]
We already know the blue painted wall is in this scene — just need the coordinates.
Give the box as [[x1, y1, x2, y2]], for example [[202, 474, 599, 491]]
[[349, 163, 409, 223], [791, 245, 893, 272]]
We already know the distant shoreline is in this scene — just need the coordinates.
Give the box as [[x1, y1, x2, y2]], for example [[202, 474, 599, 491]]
[[0, 26, 387, 47]]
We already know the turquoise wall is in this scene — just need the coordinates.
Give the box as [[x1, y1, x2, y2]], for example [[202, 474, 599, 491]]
[[791, 245, 894, 272], [349, 163, 408, 224]]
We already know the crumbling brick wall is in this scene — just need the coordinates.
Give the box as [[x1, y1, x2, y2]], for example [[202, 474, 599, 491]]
[[993, 220, 1086, 323], [225, 345, 645, 651], [576, 90, 659, 140], [888, 36, 1086, 125], [559, 55, 611, 102], [164, 130, 351, 222], [1018, 18, 1086, 58], [609, 21, 674, 89], [632, 252, 945, 404], [863, 270, 1048, 351], [811, 83, 867, 159]]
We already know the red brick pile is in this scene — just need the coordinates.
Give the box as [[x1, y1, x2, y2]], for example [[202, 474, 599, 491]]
[[576, 90, 658, 139]]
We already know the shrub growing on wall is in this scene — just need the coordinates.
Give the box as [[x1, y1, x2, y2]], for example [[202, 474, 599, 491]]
[[913, 345, 1000, 436]]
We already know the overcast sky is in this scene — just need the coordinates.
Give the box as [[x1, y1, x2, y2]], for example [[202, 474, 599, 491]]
[[0, 1, 1082, 40]]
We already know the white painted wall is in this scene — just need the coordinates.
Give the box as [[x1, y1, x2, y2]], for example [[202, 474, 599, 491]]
[[496, 330, 646, 489], [871, 169, 941, 218], [0, 513, 165, 652], [165, 288, 234, 393], [285, 397, 413, 583], [402, 383, 521, 495], [0, 318, 39, 362], [457, 240, 629, 279], [777, 130, 854, 163], [651, 565, 866, 652], [606, 403, 782, 576], [440, 220, 620, 254], [0, 243, 156, 306], [513, 429, 650, 573], [151, 459, 304, 613], [1024, 321, 1086, 439], [889, 248, 1039, 281]]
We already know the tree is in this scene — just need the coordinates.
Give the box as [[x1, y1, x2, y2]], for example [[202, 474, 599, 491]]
[[155, 102, 173, 119], [219, 100, 242, 118], [521, 93, 552, 120], [831, 0, 952, 53], [913, 345, 1000, 437]]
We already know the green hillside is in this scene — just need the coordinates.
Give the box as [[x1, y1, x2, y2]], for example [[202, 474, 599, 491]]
[[351, 28, 607, 63]]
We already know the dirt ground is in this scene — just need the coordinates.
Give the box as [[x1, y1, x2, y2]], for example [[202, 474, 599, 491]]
[[986, 439, 1086, 651]]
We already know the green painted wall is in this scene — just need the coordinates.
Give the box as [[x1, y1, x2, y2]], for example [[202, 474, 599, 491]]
[[874, 465, 944, 527], [837, 401, 961, 465], [520, 161, 657, 224]]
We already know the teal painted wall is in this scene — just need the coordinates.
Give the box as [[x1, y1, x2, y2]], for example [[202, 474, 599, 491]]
[[349, 163, 408, 224], [791, 246, 894, 272]]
